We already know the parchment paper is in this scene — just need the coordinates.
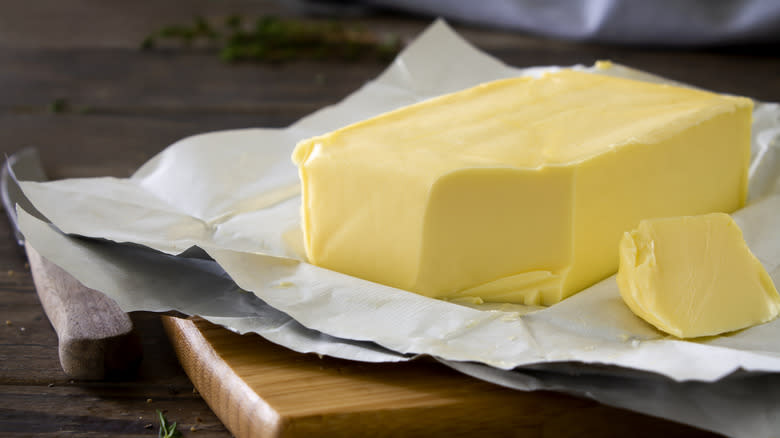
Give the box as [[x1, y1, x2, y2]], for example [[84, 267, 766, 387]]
[[13, 20, 780, 437]]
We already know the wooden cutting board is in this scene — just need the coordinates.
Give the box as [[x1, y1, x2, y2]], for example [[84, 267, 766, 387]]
[[161, 316, 718, 437]]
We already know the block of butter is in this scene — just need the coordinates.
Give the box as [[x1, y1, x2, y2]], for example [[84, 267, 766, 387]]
[[292, 70, 752, 305], [617, 213, 780, 338]]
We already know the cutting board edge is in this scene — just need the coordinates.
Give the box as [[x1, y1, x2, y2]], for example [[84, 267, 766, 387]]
[[162, 316, 285, 438], [161, 316, 721, 438]]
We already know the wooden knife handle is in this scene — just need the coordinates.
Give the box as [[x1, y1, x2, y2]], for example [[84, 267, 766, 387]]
[[25, 243, 142, 380]]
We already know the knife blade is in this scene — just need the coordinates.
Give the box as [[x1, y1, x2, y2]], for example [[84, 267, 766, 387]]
[[2, 148, 142, 380]]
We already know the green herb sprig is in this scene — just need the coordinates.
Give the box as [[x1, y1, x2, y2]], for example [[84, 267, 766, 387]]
[[47, 97, 92, 115], [157, 410, 182, 438], [141, 15, 401, 63], [48, 98, 68, 114]]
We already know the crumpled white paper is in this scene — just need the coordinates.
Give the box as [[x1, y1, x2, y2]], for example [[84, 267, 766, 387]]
[[15, 208, 408, 363], [13, 20, 780, 437], [445, 360, 780, 438]]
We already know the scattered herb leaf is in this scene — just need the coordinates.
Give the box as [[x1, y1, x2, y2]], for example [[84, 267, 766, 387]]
[[157, 410, 182, 438], [48, 98, 68, 114], [225, 14, 242, 30], [140, 35, 155, 50], [46, 98, 92, 115], [141, 14, 402, 63]]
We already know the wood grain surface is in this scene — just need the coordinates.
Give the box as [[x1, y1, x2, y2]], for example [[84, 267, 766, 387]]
[[26, 244, 142, 380], [0, 0, 777, 436], [163, 317, 717, 438]]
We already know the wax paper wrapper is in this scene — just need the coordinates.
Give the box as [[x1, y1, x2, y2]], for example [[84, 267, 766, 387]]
[[13, 21, 780, 437]]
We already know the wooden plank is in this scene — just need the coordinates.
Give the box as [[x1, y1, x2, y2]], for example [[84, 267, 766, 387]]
[[25, 244, 142, 380], [0, 262, 185, 385], [0, 382, 225, 436], [0, 0, 290, 49], [0, 303, 230, 436], [1, 23, 777, 115], [1, 44, 778, 114], [0, 204, 227, 434], [0, 113, 286, 179], [0, 49, 385, 113], [0, 291, 181, 384], [163, 316, 720, 438]]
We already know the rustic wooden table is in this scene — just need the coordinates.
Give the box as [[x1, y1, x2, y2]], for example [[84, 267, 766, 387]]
[[0, 1, 777, 436]]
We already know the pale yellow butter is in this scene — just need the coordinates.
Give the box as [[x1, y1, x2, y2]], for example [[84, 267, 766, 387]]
[[617, 213, 779, 338], [292, 70, 752, 305]]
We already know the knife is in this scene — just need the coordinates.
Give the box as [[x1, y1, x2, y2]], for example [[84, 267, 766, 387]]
[[2, 148, 142, 380]]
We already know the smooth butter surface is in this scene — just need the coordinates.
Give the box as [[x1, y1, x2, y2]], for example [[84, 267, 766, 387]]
[[617, 213, 780, 338], [292, 70, 752, 305]]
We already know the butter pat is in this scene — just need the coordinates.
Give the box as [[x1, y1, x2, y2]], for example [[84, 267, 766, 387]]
[[617, 213, 780, 338], [292, 70, 752, 305]]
